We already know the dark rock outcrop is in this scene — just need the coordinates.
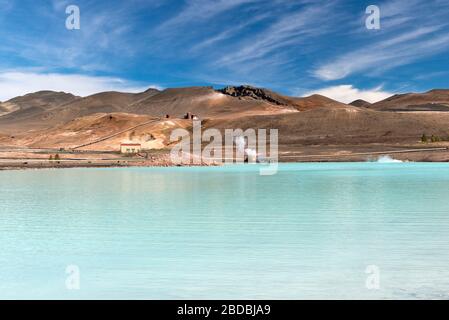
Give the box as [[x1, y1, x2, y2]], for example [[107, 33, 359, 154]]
[[218, 85, 289, 106]]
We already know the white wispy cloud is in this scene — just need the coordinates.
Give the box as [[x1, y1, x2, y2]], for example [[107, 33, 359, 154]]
[[302, 85, 393, 104], [314, 26, 449, 81], [190, 12, 271, 53], [218, 3, 336, 66], [157, 0, 259, 32], [0, 1, 147, 72], [1, 0, 448, 96], [314, 0, 449, 82], [0, 72, 159, 101], [189, 1, 345, 88]]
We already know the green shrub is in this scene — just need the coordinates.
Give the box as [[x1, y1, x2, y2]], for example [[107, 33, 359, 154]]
[[430, 135, 442, 143]]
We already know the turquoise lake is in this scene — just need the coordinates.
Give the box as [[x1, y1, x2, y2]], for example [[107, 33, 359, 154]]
[[1, 163, 449, 299]]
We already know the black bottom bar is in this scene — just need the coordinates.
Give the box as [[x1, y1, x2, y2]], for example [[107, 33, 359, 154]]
[[1, 300, 448, 319]]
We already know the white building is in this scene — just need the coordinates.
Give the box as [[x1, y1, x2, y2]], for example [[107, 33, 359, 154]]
[[120, 143, 141, 154]]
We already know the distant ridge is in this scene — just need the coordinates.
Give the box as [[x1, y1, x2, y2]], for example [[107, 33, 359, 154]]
[[0, 91, 79, 114], [371, 89, 449, 111], [350, 99, 372, 108], [1, 85, 449, 151]]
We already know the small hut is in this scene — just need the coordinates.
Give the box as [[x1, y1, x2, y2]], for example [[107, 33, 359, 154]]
[[120, 143, 142, 154]]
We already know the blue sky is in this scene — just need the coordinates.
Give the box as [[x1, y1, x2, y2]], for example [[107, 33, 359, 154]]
[[0, 0, 448, 102]]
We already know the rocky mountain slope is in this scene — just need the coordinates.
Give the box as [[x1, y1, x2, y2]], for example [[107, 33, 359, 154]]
[[218, 85, 352, 111], [0, 86, 299, 134], [370, 89, 449, 111], [1, 86, 449, 152]]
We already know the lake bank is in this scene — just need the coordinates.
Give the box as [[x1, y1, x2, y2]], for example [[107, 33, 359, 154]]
[[1, 143, 449, 170]]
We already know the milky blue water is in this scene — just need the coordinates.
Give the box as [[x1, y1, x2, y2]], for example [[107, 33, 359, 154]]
[[1, 163, 449, 300]]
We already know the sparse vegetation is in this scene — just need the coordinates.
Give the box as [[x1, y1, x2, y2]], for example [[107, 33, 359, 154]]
[[421, 134, 428, 143], [421, 133, 449, 143]]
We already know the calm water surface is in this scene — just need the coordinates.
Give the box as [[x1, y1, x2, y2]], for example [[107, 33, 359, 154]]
[[1, 163, 449, 299]]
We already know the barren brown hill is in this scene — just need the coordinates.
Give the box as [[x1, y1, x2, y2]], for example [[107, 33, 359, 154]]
[[0, 86, 355, 137], [291, 94, 354, 111], [205, 106, 449, 146], [0, 91, 80, 132], [218, 85, 298, 106], [10, 112, 190, 151], [0, 87, 361, 150], [3, 86, 449, 155], [350, 99, 372, 108], [218, 85, 353, 111], [0, 88, 160, 134], [129, 86, 297, 118], [371, 89, 449, 111], [1, 90, 79, 112], [40, 88, 160, 125], [0, 104, 11, 115], [13, 112, 151, 149]]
